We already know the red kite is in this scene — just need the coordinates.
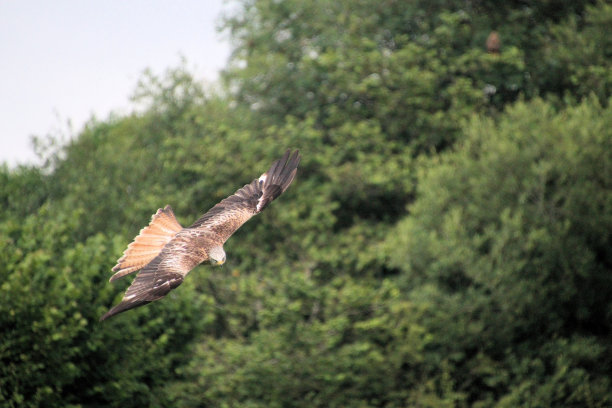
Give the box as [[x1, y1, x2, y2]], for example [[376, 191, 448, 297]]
[[101, 149, 301, 320]]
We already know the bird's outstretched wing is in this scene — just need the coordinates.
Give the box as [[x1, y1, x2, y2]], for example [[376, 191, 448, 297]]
[[100, 246, 193, 321], [189, 149, 301, 243]]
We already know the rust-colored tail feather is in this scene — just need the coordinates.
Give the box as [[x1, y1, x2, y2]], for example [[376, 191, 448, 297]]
[[109, 205, 182, 282]]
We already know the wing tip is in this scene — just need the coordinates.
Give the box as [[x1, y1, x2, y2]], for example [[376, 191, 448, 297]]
[[253, 149, 301, 213], [100, 299, 150, 321], [99, 306, 117, 321], [266, 149, 301, 181], [279, 149, 301, 190], [109, 268, 133, 283], [99, 310, 113, 321]]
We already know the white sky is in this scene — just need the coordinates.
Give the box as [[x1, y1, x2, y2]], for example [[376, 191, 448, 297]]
[[0, 0, 232, 167]]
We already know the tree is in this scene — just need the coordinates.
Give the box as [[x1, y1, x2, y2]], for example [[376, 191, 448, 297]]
[[386, 97, 612, 406], [2, 0, 611, 405]]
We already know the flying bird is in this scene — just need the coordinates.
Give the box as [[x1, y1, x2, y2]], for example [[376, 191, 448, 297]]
[[100, 149, 301, 321]]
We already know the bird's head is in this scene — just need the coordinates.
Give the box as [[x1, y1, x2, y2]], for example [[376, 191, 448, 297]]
[[209, 245, 226, 266]]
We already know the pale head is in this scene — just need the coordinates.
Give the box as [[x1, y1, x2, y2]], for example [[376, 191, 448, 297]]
[[209, 245, 226, 266]]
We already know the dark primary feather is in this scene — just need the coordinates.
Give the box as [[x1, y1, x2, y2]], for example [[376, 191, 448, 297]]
[[100, 253, 185, 320], [100, 272, 183, 320]]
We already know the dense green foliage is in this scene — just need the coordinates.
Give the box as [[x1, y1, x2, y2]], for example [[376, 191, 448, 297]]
[[1, 0, 611, 406]]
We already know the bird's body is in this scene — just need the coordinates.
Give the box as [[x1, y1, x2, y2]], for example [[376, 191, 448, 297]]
[[100, 149, 301, 321], [486, 31, 501, 54]]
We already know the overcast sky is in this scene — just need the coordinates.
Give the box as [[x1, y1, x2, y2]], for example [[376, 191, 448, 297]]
[[0, 0, 232, 167]]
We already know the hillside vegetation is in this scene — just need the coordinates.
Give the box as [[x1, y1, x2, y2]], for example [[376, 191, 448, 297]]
[[1, 0, 611, 406]]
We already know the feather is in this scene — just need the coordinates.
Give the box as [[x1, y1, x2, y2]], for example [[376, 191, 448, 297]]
[[109, 205, 182, 282]]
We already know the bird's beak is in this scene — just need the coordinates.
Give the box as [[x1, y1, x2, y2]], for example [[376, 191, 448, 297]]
[[216, 258, 225, 266]]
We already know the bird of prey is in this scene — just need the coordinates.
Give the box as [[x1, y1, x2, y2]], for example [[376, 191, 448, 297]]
[[486, 31, 501, 54], [100, 149, 301, 321]]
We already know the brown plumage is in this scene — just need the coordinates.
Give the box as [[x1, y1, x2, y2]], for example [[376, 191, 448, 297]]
[[486, 31, 501, 54], [100, 149, 301, 321]]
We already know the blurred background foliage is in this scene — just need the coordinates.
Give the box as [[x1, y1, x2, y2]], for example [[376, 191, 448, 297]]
[[1, 0, 611, 406]]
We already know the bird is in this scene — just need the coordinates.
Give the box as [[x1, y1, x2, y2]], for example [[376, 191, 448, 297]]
[[100, 149, 301, 321], [486, 31, 501, 54]]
